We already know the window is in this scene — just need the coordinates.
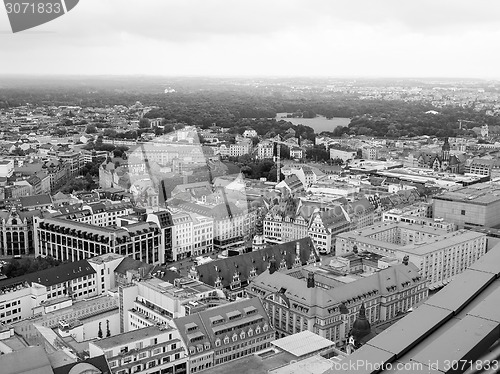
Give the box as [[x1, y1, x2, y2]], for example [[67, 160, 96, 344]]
[[461, 210, 466, 215]]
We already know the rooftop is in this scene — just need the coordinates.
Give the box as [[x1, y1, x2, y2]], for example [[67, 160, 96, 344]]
[[324, 242, 500, 374], [434, 182, 500, 205], [271, 330, 335, 358], [92, 325, 173, 350]]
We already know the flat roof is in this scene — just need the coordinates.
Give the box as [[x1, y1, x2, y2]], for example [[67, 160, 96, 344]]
[[423, 269, 495, 314], [93, 326, 173, 349], [271, 330, 334, 358], [324, 245, 500, 374], [364, 304, 453, 357], [335, 344, 395, 374], [269, 355, 335, 374], [411, 315, 499, 372]]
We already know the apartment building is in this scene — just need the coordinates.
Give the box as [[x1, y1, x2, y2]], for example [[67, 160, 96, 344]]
[[89, 325, 188, 374], [0, 259, 98, 325], [174, 297, 275, 372], [55, 201, 135, 227], [34, 217, 162, 264], [257, 141, 274, 160], [146, 211, 174, 263], [335, 222, 487, 289], [172, 202, 247, 252], [190, 213, 214, 256], [120, 276, 226, 333], [171, 211, 194, 261]]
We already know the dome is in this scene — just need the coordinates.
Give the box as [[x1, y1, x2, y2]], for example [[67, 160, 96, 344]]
[[351, 304, 371, 341]]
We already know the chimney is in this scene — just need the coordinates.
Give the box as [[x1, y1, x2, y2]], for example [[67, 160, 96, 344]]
[[307, 272, 315, 288], [269, 257, 277, 275]]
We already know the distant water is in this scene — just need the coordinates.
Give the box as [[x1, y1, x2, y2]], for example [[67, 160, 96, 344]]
[[276, 113, 351, 133]]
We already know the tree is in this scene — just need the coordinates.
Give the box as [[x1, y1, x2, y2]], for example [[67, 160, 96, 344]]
[[4, 256, 61, 278], [86, 125, 97, 134], [139, 118, 150, 128]]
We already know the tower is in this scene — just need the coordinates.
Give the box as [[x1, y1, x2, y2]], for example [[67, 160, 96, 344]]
[[441, 137, 450, 162], [252, 211, 266, 251]]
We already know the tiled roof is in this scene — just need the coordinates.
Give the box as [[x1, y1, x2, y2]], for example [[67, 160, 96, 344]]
[[174, 297, 271, 354], [195, 237, 318, 289], [0, 259, 96, 288]]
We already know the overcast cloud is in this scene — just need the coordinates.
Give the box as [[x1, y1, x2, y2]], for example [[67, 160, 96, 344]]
[[0, 0, 499, 78]]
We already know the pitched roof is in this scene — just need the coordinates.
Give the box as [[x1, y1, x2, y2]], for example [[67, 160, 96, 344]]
[[195, 237, 318, 289], [52, 355, 111, 374], [174, 297, 271, 353], [251, 263, 422, 318], [114, 256, 151, 276], [14, 259, 96, 287]]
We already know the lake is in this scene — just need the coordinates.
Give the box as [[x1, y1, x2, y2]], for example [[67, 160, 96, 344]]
[[276, 113, 351, 133]]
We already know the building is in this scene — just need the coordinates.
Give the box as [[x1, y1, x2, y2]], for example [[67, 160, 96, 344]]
[[361, 146, 379, 161], [174, 297, 275, 371], [246, 261, 427, 345], [89, 325, 188, 374], [335, 222, 487, 289], [171, 201, 249, 252], [190, 213, 214, 256], [190, 237, 319, 299], [55, 201, 135, 227], [329, 146, 357, 162], [171, 211, 194, 261], [146, 210, 174, 263], [0, 159, 14, 178], [58, 151, 84, 176], [34, 217, 162, 264], [327, 243, 500, 374], [433, 182, 500, 229], [0, 208, 40, 256], [257, 141, 274, 160], [0, 259, 99, 325], [242, 129, 258, 138]]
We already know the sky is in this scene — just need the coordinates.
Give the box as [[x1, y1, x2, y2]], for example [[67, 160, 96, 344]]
[[1, 0, 500, 78]]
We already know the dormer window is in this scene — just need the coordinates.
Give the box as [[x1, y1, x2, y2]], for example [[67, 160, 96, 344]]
[[223, 336, 230, 344], [248, 328, 253, 337], [263, 323, 269, 332], [232, 334, 238, 342], [255, 326, 261, 334], [215, 339, 221, 347], [240, 331, 246, 339]]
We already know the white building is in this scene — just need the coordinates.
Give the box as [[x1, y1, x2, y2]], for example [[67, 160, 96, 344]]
[[335, 222, 487, 289], [257, 141, 274, 160], [89, 325, 188, 374], [171, 211, 194, 261]]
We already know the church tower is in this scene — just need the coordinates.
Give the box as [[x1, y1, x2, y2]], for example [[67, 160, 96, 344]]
[[252, 210, 266, 251], [442, 137, 450, 162]]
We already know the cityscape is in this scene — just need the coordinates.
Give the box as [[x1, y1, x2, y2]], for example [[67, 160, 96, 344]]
[[1, 1, 500, 374]]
